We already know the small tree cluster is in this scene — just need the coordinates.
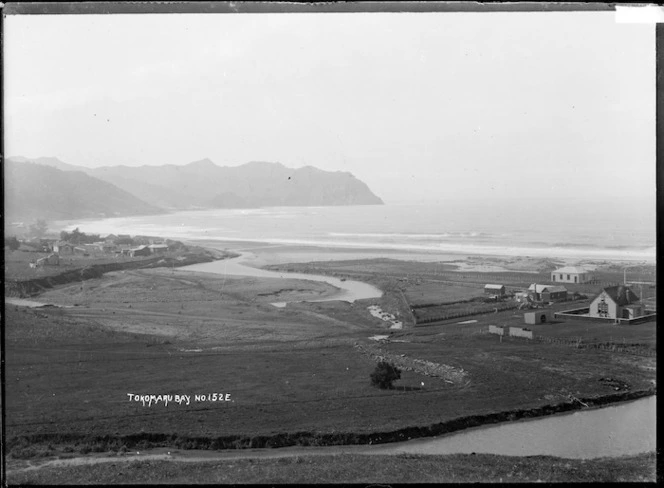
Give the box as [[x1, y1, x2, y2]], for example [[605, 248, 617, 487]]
[[370, 361, 401, 389], [4, 235, 20, 251], [60, 228, 101, 245]]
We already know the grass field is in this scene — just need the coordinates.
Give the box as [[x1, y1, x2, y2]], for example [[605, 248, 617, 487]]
[[3, 253, 656, 483], [6, 452, 656, 484]]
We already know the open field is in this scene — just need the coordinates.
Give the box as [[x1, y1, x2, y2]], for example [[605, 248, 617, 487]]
[[6, 452, 656, 484], [3, 249, 656, 484], [5, 259, 655, 445]]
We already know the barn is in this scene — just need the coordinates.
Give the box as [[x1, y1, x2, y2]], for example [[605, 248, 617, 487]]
[[484, 284, 506, 296]]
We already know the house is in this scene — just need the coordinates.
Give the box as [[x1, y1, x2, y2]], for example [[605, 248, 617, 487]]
[[104, 234, 118, 243], [129, 245, 151, 257], [54, 241, 74, 255], [148, 244, 169, 254], [551, 266, 591, 284], [528, 284, 568, 302], [524, 310, 552, 324], [484, 284, 506, 296], [589, 285, 643, 320]]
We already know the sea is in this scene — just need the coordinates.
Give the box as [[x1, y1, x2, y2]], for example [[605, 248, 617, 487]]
[[59, 202, 656, 264]]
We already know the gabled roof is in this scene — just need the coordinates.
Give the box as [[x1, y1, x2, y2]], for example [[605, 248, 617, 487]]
[[543, 285, 568, 294], [599, 286, 640, 306], [552, 266, 587, 274], [484, 284, 504, 289], [528, 284, 567, 294]]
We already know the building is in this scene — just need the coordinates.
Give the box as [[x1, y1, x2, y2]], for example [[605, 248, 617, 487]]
[[589, 285, 643, 320], [551, 266, 591, 284], [53, 241, 74, 255], [524, 310, 552, 324], [34, 253, 60, 267], [148, 244, 169, 254], [528, 284, 568, 302], [484, 284, 505, 296], [129, 245, 151, 257]]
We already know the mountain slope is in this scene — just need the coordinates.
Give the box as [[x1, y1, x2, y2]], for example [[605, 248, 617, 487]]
[[7, 157, 384, 210], [4, 160, 163, 222]]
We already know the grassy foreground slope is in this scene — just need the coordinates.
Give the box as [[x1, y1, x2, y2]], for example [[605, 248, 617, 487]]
[[6, 452, 656, 484]]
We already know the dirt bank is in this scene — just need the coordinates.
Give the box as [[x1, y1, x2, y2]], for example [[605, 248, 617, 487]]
[[7, 388, 654, 457]]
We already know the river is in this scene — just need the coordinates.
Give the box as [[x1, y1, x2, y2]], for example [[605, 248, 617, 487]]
[[182, 252, 383, 304]]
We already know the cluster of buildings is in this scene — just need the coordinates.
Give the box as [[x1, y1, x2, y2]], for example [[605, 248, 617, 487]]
[[26, 234, 171, 267], [485, 265, 653, 324]]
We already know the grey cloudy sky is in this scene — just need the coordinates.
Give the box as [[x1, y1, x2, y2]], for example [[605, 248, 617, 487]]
[[4, 11, 655, 204]]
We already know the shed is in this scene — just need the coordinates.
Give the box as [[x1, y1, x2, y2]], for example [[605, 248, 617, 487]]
[[524, 310, 552, 325], [484, 284, 506, 296]]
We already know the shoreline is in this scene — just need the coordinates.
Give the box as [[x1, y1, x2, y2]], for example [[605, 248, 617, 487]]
[[186, 239, 655, 274]]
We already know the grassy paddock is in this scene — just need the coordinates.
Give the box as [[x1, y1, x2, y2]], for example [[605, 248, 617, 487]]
[[4, 255, 657, 471], [5, 452, 656, 484]]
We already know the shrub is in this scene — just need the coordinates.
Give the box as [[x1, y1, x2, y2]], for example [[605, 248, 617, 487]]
[[370, 361, 401, 389]]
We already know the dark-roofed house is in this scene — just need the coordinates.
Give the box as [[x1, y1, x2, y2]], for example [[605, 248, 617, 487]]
[[590, 286, 643, 320], [484, 284, 505, 296], [528, 284, 568, 302], [129, 245, 151, 257], [551, 266, 591, 284]]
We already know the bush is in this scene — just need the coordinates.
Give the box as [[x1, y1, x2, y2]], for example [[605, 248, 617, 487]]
[[370, 361, 401, 389]]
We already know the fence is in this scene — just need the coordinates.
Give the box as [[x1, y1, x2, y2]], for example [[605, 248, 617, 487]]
[[509, 327, 534, 339], [483, 328, 655, 357], [414, 302, 520, 325], [488, 325, 505, 336]]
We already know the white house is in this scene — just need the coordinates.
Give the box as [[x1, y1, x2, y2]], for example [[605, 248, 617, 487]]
[[551, 266, 591, 284], [589, 285, 643, 320]]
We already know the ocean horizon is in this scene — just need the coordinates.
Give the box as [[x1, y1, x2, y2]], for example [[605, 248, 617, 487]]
[[54, 202, 656, 264]]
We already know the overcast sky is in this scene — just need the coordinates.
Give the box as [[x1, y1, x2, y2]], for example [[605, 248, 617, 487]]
[[4, 11, 655, 204]]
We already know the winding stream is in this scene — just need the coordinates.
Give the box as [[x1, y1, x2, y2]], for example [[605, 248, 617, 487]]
[[182, 252, 383, 304]]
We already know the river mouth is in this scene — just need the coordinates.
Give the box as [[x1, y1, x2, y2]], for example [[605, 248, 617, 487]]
[[181, 251, 383, 303]]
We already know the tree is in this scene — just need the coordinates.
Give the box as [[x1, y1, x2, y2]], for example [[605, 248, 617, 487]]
[[5, 235, 20, 251], [28, 219, 48, 239], [370, 361, 401, 389]]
